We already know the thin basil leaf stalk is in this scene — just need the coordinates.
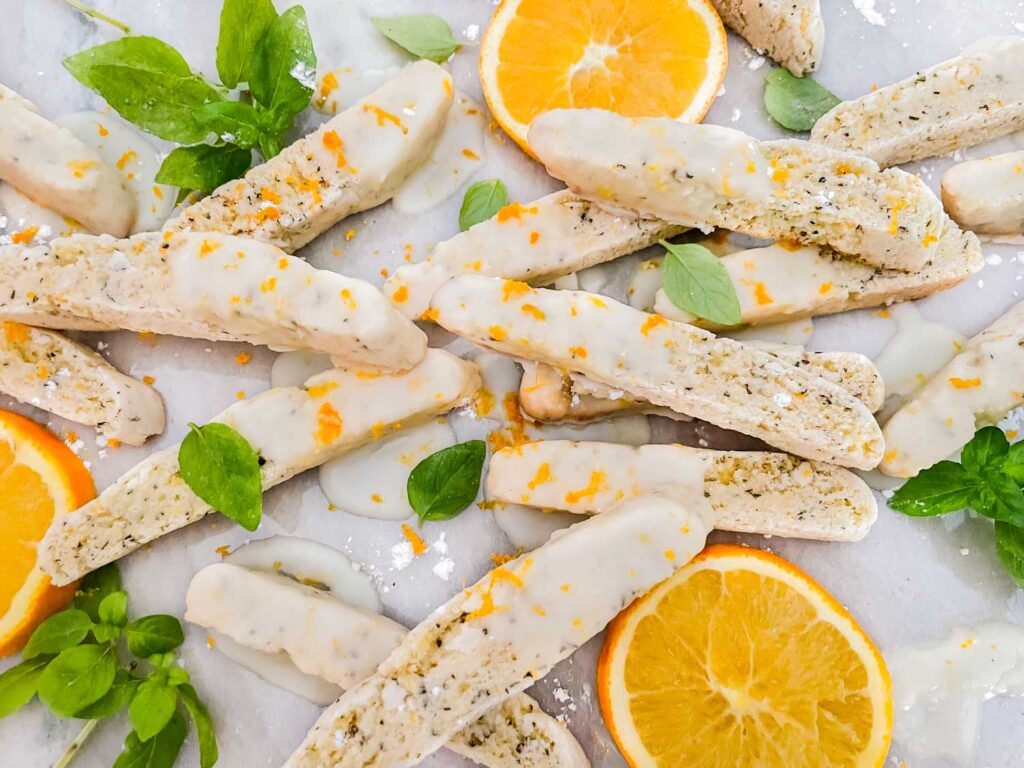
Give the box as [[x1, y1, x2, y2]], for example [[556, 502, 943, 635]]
[[890, 425, 1024, 587], [408, 440, 487, 523], [63, 0, 131, 34], [659, 240, 741, 326]]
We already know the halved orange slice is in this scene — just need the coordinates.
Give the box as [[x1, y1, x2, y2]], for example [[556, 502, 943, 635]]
[[598, 544, 892, 767]]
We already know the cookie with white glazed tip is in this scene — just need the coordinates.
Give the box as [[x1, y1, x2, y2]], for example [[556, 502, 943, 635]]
[[166, 60, 453, 253], [282, 484, 712, 768], [0, 231, 427, 372], [811, 37, 1024, 167], [37, 349, 479, 586], [653, 218, 982, 329], [186, 563, 590, 768], [0, 322, 164, 445], [528, 109, 944, 272], [710, 0, 823, 75], [942, 150, 1024, 236], [881, 301, 1024, 478], [384, 189, 684, 319], [430, 276, 884, 469], [0, 85, 135, 237], [487, 440, 877, 542]]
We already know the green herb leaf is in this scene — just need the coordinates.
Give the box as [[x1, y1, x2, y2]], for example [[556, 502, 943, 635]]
[[98, 591, 129, 627], [22, 609, 93, 659], [179, 422, 263, 530], [763, 69, 841, 132], [216, 0, 278, 89], [156, 144, 252, 196], [371, 15, 459, 63], [1003, 441, 1024, 485], [114, 709, 187, 768], [125, 615, 185, 658], [459, 180, 509, 231], [407, 440, 486, 523], [961, 426, 1009, 476], [74, 564, 122, 622], [37, 644, 116, 716], [0, 655, 52, 718], [995, 521, 1024, 588], [179, 684, 218, 768], [197, 101, 263, 149], [63, 37, 223, 143], [74, 671, 139, 720], [165, 666, 190, 687], [660, 241, 741, 326], [250, 6, 316, 121], [971, 473, 1024, 526], [889, 461, 981, 517], [129, 678, 179, 741]]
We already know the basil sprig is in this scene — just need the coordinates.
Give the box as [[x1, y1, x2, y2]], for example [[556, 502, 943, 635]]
[[407, 440, 487, 524], [459, 180, 509, 231], [371, 15, 459, 63], [0, 564, 217, 768], [763, 69, 840, 132], [660, 240, 741, 326], [178, 422, 263, 531], [891, 426, 1024, 586], [63, 0, 316, 198]]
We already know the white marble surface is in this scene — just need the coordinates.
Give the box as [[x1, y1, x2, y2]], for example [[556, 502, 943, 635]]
[[3, 1, 1024, 766]]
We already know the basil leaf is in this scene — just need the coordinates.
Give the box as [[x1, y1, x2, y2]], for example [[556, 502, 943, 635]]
[[889, 461, 980, 517], [371, 15, 459, 63], [408, 440, 486, 523], [75, 563, 122, 622], [74, 671, 139, 720], [0, 655, 52, 718], [459, 180, 509, 231], [995, 521, 1024, 588], [216, 0, 278, 89], [156, 144, 252, 195], [961, 426, 1009, 476], [250, 6, 316, 120], [764, 69, 841, 132], [660, 241, 741, 326], [98, 591, 129, 627], [179, 422, 262, 530], [179, 683, 218, 768], [22, 609, 93, 659], [1003, 440, 1024, 485], [257, 129, 286, 162], [125, 615, 185, 658], [114, 710, 187, 768], [197, 101, 262, 149], [971, 473, 1024, 526], [130, 679, 179, 741], [64, 37, 223, 143], [165, 666, 190, 687], [37, 644, 116, 716]]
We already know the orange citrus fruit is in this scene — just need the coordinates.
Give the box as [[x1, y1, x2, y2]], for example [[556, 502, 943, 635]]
[[479, 0, 728, 155], [0, 410, 95, 656], [598, 544, 892, 767]]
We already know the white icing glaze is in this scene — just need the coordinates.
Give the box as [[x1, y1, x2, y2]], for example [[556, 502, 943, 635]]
[[942, 150, 1024, 236], [269, 350, 334, 389], [490, 502, 582, 551], [313, 66, 403, 115]]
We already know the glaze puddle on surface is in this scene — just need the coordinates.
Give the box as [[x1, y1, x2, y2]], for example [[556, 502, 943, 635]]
[[317, 418, 457, 520], [626, 256, 664, 311], [890, 622, 1024, 764], [726, 317, 815, 346], [0, 180, 79, 242], [269, 350, 334, 388], [313, 66, 403, 115]]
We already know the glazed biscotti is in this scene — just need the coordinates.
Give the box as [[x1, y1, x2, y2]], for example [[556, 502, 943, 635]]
[[711, 0, 824, 75]]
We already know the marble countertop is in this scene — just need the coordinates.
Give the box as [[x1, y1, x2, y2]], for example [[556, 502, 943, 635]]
[[3, 1, 1024, 766]]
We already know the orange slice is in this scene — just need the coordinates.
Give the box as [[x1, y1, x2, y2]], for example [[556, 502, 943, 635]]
[[480, 0, 728, 155], [598, 544, 892, 767], [0, 411, 95, 656]]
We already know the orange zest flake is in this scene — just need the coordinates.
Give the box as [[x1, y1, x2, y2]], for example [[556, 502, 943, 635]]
[[2, 321, 29, 344], [287, 175, 323, 205], [527, 462, 553, 490], [67, 159, 97, 178], [474, 386, 496, 417], [96, 122, 109, 137], [152, 185, 164, 200], [340, 288, 358, 310], [142, 375, 156, 385], [922, 233, 938, 248], [568, 345, 588, 358], [528, 231, 540, 245], [356, 371, 382, 380], [345, 229, 356, 241], [883, 448, 898, 463], [65, 430, 78, 444], [116, 149, 137, 171], [274, 257, 290, 271], [664, 549, 676, 561], [560, 583, 571, 592], [489, 325, 508, 341], [949, 377, 981, 389], [36, 363, 49, 380], [496, 202, 539, 223], [520, 303, 545, 321], [741, 279, 773, 306], [818, 281, 833, 295], [461, 148, 480, 160], [314, 402, 343, 445], [502, 280, 531, 301], [235, 352, 252, 366], [401, 523, 428, 555], [322, 129, 356, 172], [256, 206, 280, 222], [776, 239, 804, 252], [260, 277, 278, 293], [363, 103, 408, 134], [379, 267, 390, 278], [532, 605, 547, 617], [391, 285, 409, 304], [235, 390, 246, 400], [307, 381, 338, 398], [768, 158, 789, 183], [371, 422, 386, 440], [198, 239, 221, 259], [565, 470, 607, 504], [420, 307, 440, 322], [260, 187, 282, 204], [137, 331, 157, 345], [371, 493, 382, 503], [887, 195, 908, 235], [319, 71, 339, 99], [10, 226, 39, 245], [640, 314, 668, 336]]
